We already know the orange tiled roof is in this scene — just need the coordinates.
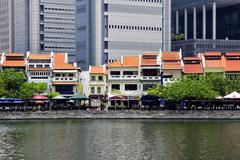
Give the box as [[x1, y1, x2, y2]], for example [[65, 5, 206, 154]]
[[184, 64, 203, 74], [52, 82, 78, 85], [29, 54, 51, 60], [6, 53, 24, 57], [143, 52, 158, 56], [204, 56, 226, 69], [90, 66, 106, 74], [53, 53, 79, 70], [183, 57, 201, 61], [225, 59, 240, 72], [163, 63, 182, 70], [162, 52, 181, 61], [108, 56, 139, 68], [204, 52, 221, 57], [141, 57, 158, 66], [225, 52, 240, 57], [27, 67, 51, 71], [2, 60, 25, 67]]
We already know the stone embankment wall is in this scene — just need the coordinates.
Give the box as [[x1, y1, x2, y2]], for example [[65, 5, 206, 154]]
[[0, 110, 240, 120]]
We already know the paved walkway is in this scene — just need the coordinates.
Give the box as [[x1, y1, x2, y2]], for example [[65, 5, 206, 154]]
[[0, 110, 240, 120]]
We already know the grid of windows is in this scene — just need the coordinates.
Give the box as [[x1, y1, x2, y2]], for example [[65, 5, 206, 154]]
[[128, 0, 161, 3], [108, 25, 161, 32]]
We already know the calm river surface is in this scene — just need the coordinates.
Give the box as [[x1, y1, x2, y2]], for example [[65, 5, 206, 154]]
[[0, 120, 240, 160]]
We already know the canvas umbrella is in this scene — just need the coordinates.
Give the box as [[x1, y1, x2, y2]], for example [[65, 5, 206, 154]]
[[31, 95, 49, 100], [52, 95, 67, 100], [223, 92, 240, 99]]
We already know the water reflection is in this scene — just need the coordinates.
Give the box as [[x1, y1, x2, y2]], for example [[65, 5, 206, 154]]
[[0, 120, 240, 160]]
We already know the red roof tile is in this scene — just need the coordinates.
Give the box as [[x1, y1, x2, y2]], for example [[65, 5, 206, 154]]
[[225, 59, 240, 72], [225, 52, 240, 57], [90, 66, 106, 74], [143, 53, 158, 56], [2, 60, 25, 67], [204, 56, 226, 69], [204, 52, 221, 57], [27, 67, 51, 71], [53, 53, 79, 70], [108, 56, 139, 68], [183, 64, 204, 74], [6, 53, 24, 57], [29, 54, 51, 60], [162, 52, 181, 61], [183, 57, 201, 61], [163, 63, 182, 70], [141, 58, 158, 66]]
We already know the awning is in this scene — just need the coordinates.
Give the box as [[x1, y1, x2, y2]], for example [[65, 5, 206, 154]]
[[0, 98, 24, 104], [70, 95, 89, 100]]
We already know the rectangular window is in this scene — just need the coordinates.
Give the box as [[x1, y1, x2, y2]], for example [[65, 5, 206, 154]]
[[91, 76, 96, 81], [40, 34, 44, 41], [125, 84, 137, 91], [40, 5, 44, 11], [123, 71, 138, 75], [110, 71, 120, 75], [104, 41, 108, 49], [91, 87, 95, 94], [104, 4, 108, 12], [98, 76, 103, 81], [97, 87, 101, 94], [112, 84, 120, 90], [143, 84, 155, 92], [36, 65, 43, 68]]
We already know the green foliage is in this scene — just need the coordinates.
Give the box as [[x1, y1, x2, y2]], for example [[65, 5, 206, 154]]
[[148, 75, 220, 101], [19, 83, 37, 100], [0, 69, 47, 99], [34, 82, 47, 94], [46, 92, 60, 99], [0, 69, 26, 98]]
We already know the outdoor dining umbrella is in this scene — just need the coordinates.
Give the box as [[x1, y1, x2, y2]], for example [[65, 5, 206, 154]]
[[223, 92, 240, 99], [70, 95, 90, 109], [31, 95, 49, 100], [52, 95, 67, 100]]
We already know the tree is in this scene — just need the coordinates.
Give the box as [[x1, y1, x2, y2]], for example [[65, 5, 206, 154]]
[[148, 77, 219, 101], [204, 73, 227, 96], [0, 69, 26, 98], [18, 83, 37, 100], [34, 82, 47, 94], [46, 92, 60, 99]]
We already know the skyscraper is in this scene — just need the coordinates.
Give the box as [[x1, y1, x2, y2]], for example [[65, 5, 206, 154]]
[[172, 0, 240, 55], [0, 0, 76, 63], [76, 0, 171, 71]]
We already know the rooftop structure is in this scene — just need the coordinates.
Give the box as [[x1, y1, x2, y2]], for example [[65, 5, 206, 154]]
[[0, 0, 76, 63], [172, 0, 240, 55], [76, 0, 171, 70]]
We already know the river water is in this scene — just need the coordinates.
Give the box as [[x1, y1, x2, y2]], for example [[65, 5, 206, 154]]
[[0, 120, 240, 160]]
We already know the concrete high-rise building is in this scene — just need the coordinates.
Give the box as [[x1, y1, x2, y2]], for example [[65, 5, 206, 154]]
[[172, 0, 240, 56], [0, 0, 76, 63], [76, 0, 171, 71]]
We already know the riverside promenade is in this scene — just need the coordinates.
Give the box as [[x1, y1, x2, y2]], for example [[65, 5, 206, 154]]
[[0, 110, 240, 120]]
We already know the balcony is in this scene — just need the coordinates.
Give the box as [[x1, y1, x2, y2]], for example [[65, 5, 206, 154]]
[[53, 77, 77, 82], [109, 75, 139, 80], [140, 76, 161, 81]]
